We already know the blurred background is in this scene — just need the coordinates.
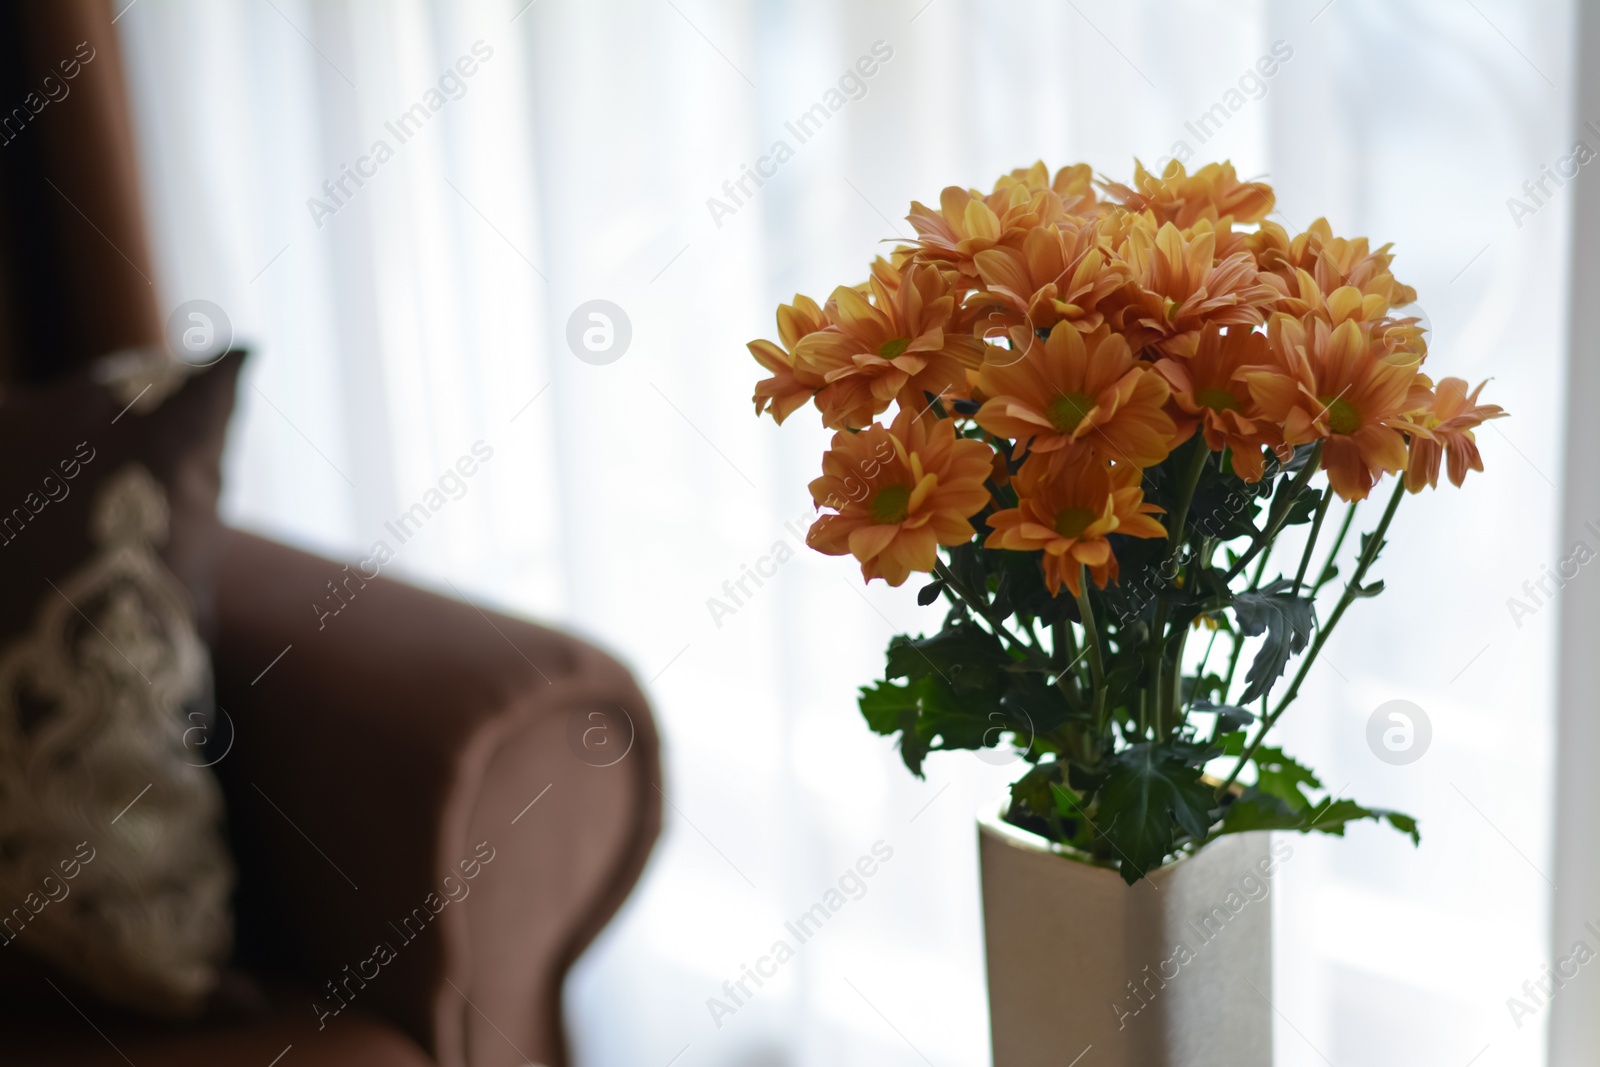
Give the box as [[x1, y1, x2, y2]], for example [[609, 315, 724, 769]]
[[113, 1, 1578, 1063]]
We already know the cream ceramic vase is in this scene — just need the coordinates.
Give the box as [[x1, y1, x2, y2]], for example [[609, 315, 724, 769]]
[[978, 803, 1280, 1066]]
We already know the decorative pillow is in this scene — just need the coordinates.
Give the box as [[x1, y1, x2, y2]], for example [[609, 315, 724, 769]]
[[0, 349, 244, 1017]]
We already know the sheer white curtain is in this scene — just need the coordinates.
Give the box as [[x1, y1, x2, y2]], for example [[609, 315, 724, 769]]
[[117, 1, 1574, 1063]]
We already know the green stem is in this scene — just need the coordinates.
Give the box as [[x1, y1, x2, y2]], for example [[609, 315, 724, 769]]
[[1195, 625, 1220, 684], [1051, 618, 1082, 707], [1178, 537, 1223, 725], [1148, 439, 1212, 738], [1291, 485, 1333, 597], [1053, 618, 1077, 666], [1219, 630, 1246, 708], [1224, 442, 1325, 584], [1249, 542, 1273, 587], [1074, 571, 1108, 741], [1165, 438, 1212, 560], [934, 561, 1031, 657], [1312, 500, 1360, 594], [1168, 622, 1192, 729], [1218, 477, 1405, 797]]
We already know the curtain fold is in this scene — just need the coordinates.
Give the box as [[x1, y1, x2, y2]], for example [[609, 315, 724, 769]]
[[112, 2, 1576, 1064]]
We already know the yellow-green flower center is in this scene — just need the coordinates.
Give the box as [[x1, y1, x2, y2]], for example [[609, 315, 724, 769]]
[[1047, 392, 1095, 434], [869, 483, 911, 525], [1195, 388, 1240, 412], [878, 337, 911, 360], [1054, 506, 1096, 539], [1319, 396, 1361, 435]]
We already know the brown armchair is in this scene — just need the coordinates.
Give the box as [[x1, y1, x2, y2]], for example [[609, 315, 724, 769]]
[[2, 5, 658, 1062], [6, 529, 661, 1067]]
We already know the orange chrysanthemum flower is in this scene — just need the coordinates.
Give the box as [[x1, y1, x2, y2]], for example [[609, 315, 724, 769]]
[[907, 163, 1096, 277], [968, 217, 1127, 335], [1155, 325, 1281, 482], [907, 185, 1040, 277], [1244, 314, 1425, 501], [753, 160, 1503, 600], [1284, 281, 1429, 368], [997, 161, 1098, 208], [975, 322, 1177, 467], [1112, 218, 1279, 358], [1266, 273, 1404, 332], [1404, 377, 1506, 492], [792, 263, 985, 430], [984, 452, 1166, 597], [1100, 160, 1275, 229], [807, 411, 995, 586], [1249, 217, 1417, 318], [750, 294, 829, 424]]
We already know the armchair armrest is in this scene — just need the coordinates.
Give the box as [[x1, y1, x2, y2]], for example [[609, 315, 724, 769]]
[[210, 529, 660, 1067]]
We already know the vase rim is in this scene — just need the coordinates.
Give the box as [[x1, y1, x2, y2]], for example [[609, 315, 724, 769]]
[[977, 794, 1207, 877]]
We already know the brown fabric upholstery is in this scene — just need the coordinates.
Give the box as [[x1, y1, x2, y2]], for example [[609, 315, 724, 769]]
[[210, 529, 662, 1067], [3, 985, 437, 1066], [0, 0, 163, 383], [0, 527, 664, 1066]]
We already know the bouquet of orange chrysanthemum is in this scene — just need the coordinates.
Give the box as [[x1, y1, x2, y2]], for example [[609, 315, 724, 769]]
[[748, 160, 1505, 884]]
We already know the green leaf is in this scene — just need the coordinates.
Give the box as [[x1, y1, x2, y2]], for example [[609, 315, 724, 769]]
[[1278, 442, 1320, 475], [1382, 810, 1422, 845], [864, 624, 1054, 778], [1066, 757, 1112, 795], [1251, 745, 1322, 814], [1102, 655, 1145, 718], [1219, 787, 1421, 846], [1000, 669, 1087, 737], [858, 678, 936, 776], [1230, 579, 1317, 705], [1220, 790, 1306, 834], [1096, 744, 1220, 884], [884, 625, 1010, 690], [916, 580, 945, 607], [1303, 797, 1422, 845], [1050, 780, 1087, 820], [990, 571, 1015, 621], [1010, 761, 1062, 823], [1280, 491, 1322, 527], [1181, 663, 1232, 707], [1183, 454, 1271, 547], [858, 680, 918, 736], [982, 547, 1059, 625], [1214, 730, 1248, 756], [1191, 698, 1255, 735], [1302, 797, 1371, 835]]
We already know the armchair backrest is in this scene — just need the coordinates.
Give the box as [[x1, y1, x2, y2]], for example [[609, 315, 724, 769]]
[[0, 0, 162, 385]]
